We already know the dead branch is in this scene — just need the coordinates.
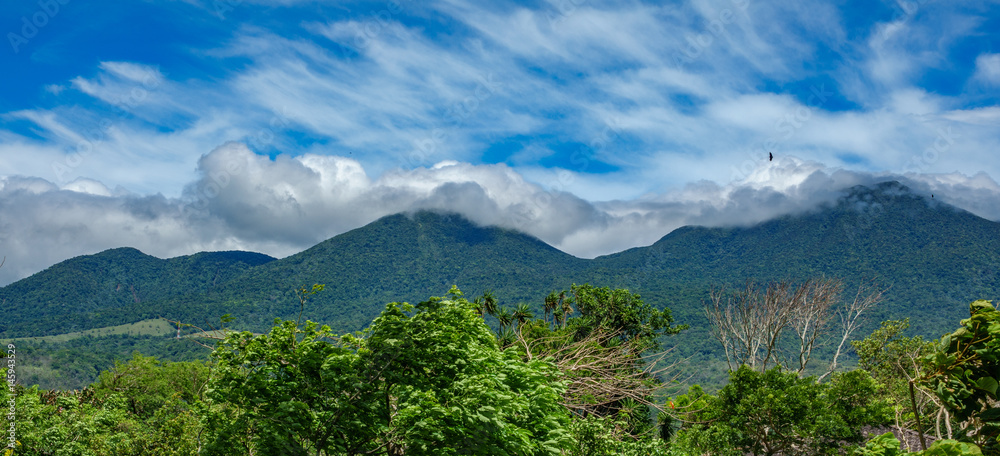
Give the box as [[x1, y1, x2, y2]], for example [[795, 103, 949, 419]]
[[160, 317, 233, 349], [817, 280, 886, 382], [707, 280, 798, 372], [788, 277, 842, 375], [708, 277, 885, 378], [527, 327, 687, 416]]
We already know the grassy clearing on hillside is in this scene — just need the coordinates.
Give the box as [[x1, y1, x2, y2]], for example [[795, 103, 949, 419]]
[[6, 318, 175, 343]]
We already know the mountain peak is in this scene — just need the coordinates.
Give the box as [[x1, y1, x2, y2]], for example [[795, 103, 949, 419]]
[[844, 180, 914, 199], [835, 180, 972, 220], [96, 246, 153, 258]]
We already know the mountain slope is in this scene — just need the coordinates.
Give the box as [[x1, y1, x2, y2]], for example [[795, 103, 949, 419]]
[[588, 181, 1000, 336], [0, 249, 276, 336], [2, 182, 998, 342], [209, 211, 590, 332]]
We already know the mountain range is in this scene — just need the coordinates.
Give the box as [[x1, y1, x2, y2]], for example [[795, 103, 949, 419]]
[[2, 181, 998, 346]]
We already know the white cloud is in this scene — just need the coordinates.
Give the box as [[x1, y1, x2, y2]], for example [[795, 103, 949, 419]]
[[63, 178, 113, 196], [2, 144, 998, 287], [973, 53, 1000, 85]]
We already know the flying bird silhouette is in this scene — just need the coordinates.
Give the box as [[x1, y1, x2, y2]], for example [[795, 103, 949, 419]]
[[769, 152, 773, 161]]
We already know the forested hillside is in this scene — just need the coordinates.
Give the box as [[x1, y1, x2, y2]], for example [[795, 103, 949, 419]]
[[591, 181, 1000, 337], [209, 211, 591, 333], [3, 182, 997, 343], [0, 250, 275, 337]]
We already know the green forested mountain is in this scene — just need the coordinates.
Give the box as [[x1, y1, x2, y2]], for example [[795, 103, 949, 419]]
[[0, 212, 590, 338], [0, 249, 276, 337], [2, 181, 998, 346], [590, 181, 1000, 338], [206, 211, 591, 332]]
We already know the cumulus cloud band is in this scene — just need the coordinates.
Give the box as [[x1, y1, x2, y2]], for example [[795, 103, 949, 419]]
[[1, 143, 998, 286]]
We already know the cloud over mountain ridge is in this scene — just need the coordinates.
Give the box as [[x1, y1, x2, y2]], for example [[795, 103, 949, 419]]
[[1, 142, 997, 287]]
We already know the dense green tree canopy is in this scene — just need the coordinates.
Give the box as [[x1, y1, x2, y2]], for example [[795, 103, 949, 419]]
[[7, 286, 999, 456], [565, 284, 686, 350], [204, 287, 572, 455], [670, 366, 891, 456]]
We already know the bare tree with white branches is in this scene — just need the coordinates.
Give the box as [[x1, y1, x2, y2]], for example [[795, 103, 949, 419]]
[[706, 277, 885, 379]]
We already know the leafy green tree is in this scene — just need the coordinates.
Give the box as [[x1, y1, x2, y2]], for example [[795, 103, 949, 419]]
[[554, 290, 572, 329], [202, 319, 369, 455], [361, 287, 571, 454], [4, 361, 204, 456], [853, 319, 938, 441], [510, 285, 686, 441], [713, 366, 846, 455], [672, 366, 890, 455], [204, 287, 573, 455], [668, 385, 740, 455], [852, 432, 908, 456], [921, 300, 1000, 449], [481, 289, 498, 318], [497, 327, 517, 348], [568, 284, 685, 350], [496, 307, 514, 333], [565, 414, 670, 456], [544, 292, 559, 326], [853, 432, 983, 455], [513, 302, 534, 332], [854, 319, 931, 382], [828, 369, 896, 441], [93, 354, 209, 418]]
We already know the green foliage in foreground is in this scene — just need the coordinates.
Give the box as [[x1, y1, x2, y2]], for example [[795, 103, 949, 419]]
[[2, 356, 208, 455], [844, 300, 1000, 456], [921, 300, 1000, 449], [855, 300, 1000, 455], [565, 415, 670, 456], [1, 286, 679, 455], [669, 366, 892, 455], [852, 432, 983, 455], [7, 287, 1000, 455], [203, 287, 572, 455]]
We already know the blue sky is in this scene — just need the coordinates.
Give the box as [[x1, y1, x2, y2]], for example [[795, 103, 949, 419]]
[[1, 0, 999, 284]]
